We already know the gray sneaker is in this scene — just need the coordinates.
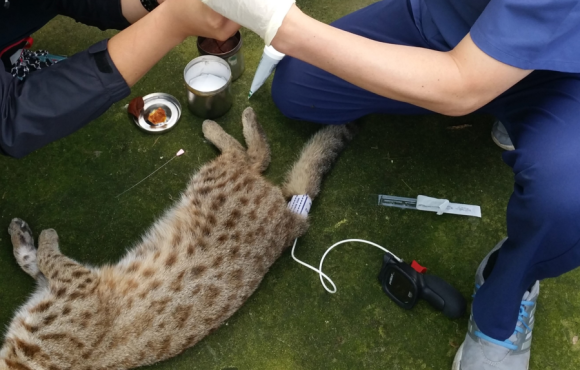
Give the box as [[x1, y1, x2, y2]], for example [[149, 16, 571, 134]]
[[491, 120, 515, 151], [452, 239, 539, 370]]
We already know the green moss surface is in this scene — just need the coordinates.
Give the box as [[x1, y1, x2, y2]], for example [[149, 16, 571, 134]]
[[1, 1, 580, 369]]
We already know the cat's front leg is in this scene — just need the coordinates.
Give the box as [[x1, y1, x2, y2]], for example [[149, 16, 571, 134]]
[[37, 228, 92, 283], [202, 119, 246, 154], [241, 107, 271, 172], [8, 218, 41, 279]]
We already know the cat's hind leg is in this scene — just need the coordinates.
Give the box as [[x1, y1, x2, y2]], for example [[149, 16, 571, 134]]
[[8, 218, 41, 280], [241, 107, 271, 172], [202, 119, 246, 154]]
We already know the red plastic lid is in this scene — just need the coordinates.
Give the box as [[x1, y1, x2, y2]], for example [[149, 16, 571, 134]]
[[411, 260, 427, 274]]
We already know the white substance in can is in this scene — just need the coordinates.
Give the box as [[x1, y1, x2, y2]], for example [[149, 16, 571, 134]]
[[184, 59, 231, 92], [188, 74, 228, 92]]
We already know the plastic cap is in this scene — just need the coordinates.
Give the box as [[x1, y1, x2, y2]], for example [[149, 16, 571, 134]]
[[264, 45, 286, 60]]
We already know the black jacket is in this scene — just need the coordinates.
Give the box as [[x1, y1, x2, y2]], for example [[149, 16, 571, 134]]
[[0, 0, 131, 158]]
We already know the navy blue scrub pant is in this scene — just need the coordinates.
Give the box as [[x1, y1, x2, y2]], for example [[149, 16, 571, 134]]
[[272, 0, 580, 341]]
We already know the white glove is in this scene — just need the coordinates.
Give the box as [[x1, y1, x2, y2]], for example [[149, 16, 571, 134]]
[[202, 0, 295, 45]]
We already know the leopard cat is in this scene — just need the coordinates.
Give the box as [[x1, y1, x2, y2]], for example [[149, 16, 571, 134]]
[[1, 107, 356, 370]]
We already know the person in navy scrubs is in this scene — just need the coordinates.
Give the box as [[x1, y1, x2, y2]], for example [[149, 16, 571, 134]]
[[0, 0, 238, 158], [203, 0, 580, 368]]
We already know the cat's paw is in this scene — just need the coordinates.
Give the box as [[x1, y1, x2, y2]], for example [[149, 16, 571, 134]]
[[202, 119, 221, 139], [8, 218, 34, 248], [39, 228, 59, 245], [8, 218, 40, 278]]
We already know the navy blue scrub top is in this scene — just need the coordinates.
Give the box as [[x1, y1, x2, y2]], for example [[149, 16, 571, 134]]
[[414, 0, 580, 73]]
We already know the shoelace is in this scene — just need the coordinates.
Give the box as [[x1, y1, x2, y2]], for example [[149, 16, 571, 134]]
[[472, 283, 535, 351]]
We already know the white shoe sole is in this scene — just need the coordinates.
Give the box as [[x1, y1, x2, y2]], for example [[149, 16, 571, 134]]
[[451, 343, 464, 370], [451, 341, 530, 370], [491, 132, 515, 151]]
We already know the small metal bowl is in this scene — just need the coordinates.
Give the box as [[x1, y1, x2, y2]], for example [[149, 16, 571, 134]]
[[133, 93, 181, 134]]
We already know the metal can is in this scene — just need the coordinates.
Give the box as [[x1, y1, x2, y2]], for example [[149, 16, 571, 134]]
[[184, 55, 233, 119], [197, 31, 245, 81]]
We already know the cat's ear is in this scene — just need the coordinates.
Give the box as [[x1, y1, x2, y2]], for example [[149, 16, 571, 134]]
[[241, 107, 271, 172], [202, 120, 245, 154]]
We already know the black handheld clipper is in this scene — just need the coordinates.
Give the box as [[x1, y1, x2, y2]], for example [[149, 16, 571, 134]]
[[378, 253, 466, 319]]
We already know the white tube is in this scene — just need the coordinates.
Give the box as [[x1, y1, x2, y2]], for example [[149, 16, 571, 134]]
[[248, 45, 285, 99]]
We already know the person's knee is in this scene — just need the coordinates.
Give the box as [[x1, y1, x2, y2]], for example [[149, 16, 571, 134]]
[[271, 58, 303, 120], [272, 57, 363, 124], [513, 154, 580, 221], [0, 134, 25, 159]]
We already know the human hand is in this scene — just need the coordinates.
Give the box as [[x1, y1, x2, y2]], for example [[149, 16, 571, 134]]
[[202, 0, 295, 45], [165, 0, 240, 41]]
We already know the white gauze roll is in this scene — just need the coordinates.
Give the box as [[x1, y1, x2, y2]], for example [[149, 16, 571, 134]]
[[202, 0, 295, 45]]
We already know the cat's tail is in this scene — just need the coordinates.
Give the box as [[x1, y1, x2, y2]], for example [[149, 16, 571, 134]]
[[282, 123, 357, 200]]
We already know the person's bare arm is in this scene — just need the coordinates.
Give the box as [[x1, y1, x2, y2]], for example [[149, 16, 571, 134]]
[[121, 0, 157, 23], [271, 5, 532, 116], [109, 0, 239, 87]]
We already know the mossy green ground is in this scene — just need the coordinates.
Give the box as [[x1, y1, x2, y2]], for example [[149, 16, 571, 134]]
[[1, 1, 580, 369]]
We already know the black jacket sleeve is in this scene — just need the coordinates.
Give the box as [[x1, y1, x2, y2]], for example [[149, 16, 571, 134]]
[[54, 0, 131, 30], [0, 40, 130, 158]]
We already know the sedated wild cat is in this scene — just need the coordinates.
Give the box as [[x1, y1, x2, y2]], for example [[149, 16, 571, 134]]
[[1, 107, 355, 370]]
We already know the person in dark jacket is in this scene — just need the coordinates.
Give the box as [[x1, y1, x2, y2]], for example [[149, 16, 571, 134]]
[[0, 0, 238, 158]]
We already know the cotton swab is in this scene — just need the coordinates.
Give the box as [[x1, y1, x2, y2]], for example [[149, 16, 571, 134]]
[[116, 149, 185, 198]]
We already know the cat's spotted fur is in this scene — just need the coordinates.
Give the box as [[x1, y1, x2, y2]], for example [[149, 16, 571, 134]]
[[1, 107, 355, 370]]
